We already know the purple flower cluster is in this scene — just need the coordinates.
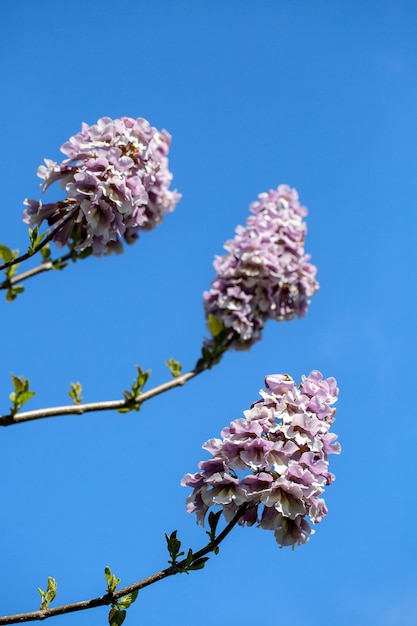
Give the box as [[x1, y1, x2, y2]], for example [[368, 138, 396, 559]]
[[203, 185, 319, 349], [181, 370, 340, 548], [23, 117, 180, 255]]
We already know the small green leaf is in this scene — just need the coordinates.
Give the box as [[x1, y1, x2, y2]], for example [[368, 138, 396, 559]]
[[208, 314, 224, 337], [45, 577, 57, 604], [207, 510, 222, 537], [41, 243, 51, 262], [135, 365, 150, 390], [196, 336, 229, 370], [165, 530, 185, 564], [11, 374, 25, 393], [0, 244, 15, 263], [165, 358, 182, 378], [188, 557, 209, 571], [108, 607, 126, 626], [184, 548, 193, 567], [38, 577, 57, 610], [29, 225, 39, 245], [11, 390, 35, 405], [68, 382, 83, 405], [28, 226, 45, 253], [38, 588, 46, 610], [105, 566, 112, 586], [105, 566, 121, 593], [118, 405, 133, 414], [52, 259, 69, 271], [6, 284, 24, 302], [116, 589, 139, 609], [118, 366, 150, 413], [174, 548, 196, 574], [206, 510, 222, 550], [9, 374, 36, 415]]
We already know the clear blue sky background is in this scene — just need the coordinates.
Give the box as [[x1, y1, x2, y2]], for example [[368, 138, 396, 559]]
[[1, 1, 416, 625]]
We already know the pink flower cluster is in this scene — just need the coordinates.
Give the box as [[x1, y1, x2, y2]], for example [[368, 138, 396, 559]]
[[203, 185, 319, 349], [23, 116, 180, 255], [181, 371, 340, 548]]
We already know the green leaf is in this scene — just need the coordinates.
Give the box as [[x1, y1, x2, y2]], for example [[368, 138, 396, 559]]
[[68, 382, 83, 405], [188, 557, 209, 571], [208, 314, 224, 337], [29, 225, 39, 246], [118, 405, 133, 414], [196, 335, 229, 370], [104, 566, 121, 593], [108, 607, 126, 626], [11, 374, 24, 393], [52, 259, 69, 271], [9, 373, 36, 415], [0, 244, 18, 263], [174, 548, 196, 574], [11, 390, 35, 405], [135, 365, 150, 390], [38, 588, 47, 610], [28, 226, 48, 253], [41, 243, 51, 262], [38, 577, 57, 610], [119, 366, 150, 413], [207, 510, 222, 537], [165, 358, 182, 378], [165, 530, 185, 564], [77, 247, 93, 260], [6, 284, 24, 302], [184, 548, 193, 567], [206, 510, 222, 551], [45, 577, 57, 604], [116, 589, 139, 609]]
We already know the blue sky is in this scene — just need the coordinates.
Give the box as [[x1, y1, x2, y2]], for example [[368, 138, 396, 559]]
[[1, 1, 417, 625]]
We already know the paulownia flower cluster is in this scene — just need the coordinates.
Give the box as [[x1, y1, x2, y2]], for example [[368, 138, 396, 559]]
[[182, 370, 340, 548], [204, 185, 319, 349], [23, 116, 180, 256]]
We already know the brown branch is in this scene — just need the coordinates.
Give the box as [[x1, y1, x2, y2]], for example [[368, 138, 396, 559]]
[[0, 253, 73, 291], [0, 369, 201, 427], [0, 506, 247, 625]]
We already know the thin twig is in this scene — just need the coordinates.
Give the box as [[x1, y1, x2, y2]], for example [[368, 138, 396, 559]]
[[0, 506, 247, 624], [0, 253, 73, 290], [0, 369, 202, 427], [0, 206, 79, 272]]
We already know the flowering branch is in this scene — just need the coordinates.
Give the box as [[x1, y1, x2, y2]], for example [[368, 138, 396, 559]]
[[0, 368, 201, 427], [0, 505, 248, 625], [0, 321, 237, 427]]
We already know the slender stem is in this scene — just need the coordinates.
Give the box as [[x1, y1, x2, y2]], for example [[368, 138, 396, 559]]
[[0, 368, 202, 427], [0, 253, 73, 290], [0, 206, 79, 272], [0, 506, 247, 625]]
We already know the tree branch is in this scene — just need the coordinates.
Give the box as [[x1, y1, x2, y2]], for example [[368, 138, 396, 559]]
[[0, 253, 73, 291], [0, 368, 202, 427], [0, 506, 247, 625]]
